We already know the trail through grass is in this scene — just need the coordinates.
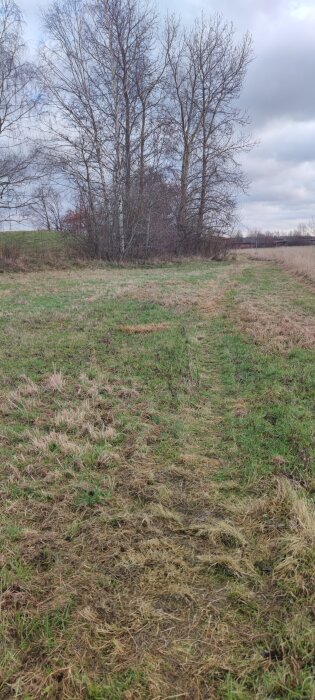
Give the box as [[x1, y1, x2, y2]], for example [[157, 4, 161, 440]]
[[0, 260, 314, 699]]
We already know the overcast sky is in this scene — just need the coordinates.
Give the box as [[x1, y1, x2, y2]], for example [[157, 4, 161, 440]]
[[19, 0, 315, 232]]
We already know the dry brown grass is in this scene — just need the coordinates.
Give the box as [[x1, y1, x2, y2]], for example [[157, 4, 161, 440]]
[[238, 299, 315, 351], [5, 377, 39, 411], [243, 246, 315, 283], [124, 271, 234, 314], [245, 478, 315, 595], [45, 369, 66, 392], [29, 429, 84, 455], [231, 258, 315, 351], [53, 401, 116, 443], [118, 322, 171, 333], [273, 480, 315, 592], [0, 260, 314, 698]]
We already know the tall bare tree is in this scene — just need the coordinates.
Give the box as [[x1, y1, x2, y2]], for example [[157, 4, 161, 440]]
[[87, 0, 165, 255], [40, 0, 163, 258], [164, 14, 252, 250], [0, 0, 39, 223]]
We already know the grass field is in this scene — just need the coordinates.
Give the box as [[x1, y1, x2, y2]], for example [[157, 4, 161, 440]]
[[243, 246, 315, 283], [0, 230, 82, 270], [0, 258, 314, 699]]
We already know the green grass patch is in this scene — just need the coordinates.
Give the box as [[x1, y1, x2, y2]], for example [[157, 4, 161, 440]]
[[0, 259, 314, 698]]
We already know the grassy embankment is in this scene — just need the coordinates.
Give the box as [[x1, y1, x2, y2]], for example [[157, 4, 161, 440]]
[[0, 257, 314, 698], [0, 230, 82, 271]]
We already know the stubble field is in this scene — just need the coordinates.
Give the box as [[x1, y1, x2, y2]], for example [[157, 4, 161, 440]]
[[0, 257, 314, 699]]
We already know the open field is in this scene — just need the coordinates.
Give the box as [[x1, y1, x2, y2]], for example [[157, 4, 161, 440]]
[[242, 246, 315, 283], [0, 259, 314, 699]]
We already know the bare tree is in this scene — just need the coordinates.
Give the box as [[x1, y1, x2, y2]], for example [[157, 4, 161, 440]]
[[39, 0, 104, 253], [84, 0, 164, 256], [0, 0, 39, 223], [40, 0, 163, 258], [164, 14, 252, 251], [28, 183, 64, 231]]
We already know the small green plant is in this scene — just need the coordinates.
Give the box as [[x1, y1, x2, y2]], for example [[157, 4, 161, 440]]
[[74, 486, 110, 508], [86, 670, 146, 699]]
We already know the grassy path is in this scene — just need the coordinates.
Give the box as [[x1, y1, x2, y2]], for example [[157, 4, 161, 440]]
[[0, 261, 314, 699]]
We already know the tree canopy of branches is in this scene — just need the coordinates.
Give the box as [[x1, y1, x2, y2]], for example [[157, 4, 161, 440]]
[[0, 0, 252, 256], [38, 0, 252, 259], [164, 16, 251, 252], [0, 0, 39, 223], [27, 183, 64, 231]]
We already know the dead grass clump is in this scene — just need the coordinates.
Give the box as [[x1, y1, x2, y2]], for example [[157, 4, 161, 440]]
[[197, 553, 257, 579], [150, 503, 183, 526], [45, 369, 65, 392], [54, 402, 90, 429], [19, 376, 39, 396], [117, 386, 140, 398], [274, 481, 315, 592], [77, 373, 101, 399], [189, 521, 247, 549], [96, 450, 120, 468], [0, 583, 32, 611], [77, 373, 115, 399], [232, 399, 248, 418], [243, 478, 315, 595], [1, 376, 39, 412], [103, 425, 117, 441], [118, 322, 171, 333], [29, 429, 83, 456], [82, 422, 116, 442], [54, 401, 116, 443], [239, 299, 315, 351]]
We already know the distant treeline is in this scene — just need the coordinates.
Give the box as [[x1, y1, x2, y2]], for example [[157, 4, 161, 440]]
[[233, 232, 315, 249]]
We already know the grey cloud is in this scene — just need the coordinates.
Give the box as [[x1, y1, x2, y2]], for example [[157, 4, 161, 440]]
[[239, 200, 315, 231], [239, 154, 315, 230], [241, 30, 315, 124], [252, 121, 315, 164], [207, 0, 287, 23]]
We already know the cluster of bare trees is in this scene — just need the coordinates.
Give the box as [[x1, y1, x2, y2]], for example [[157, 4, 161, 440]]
[[0, 0, 252, 259]]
